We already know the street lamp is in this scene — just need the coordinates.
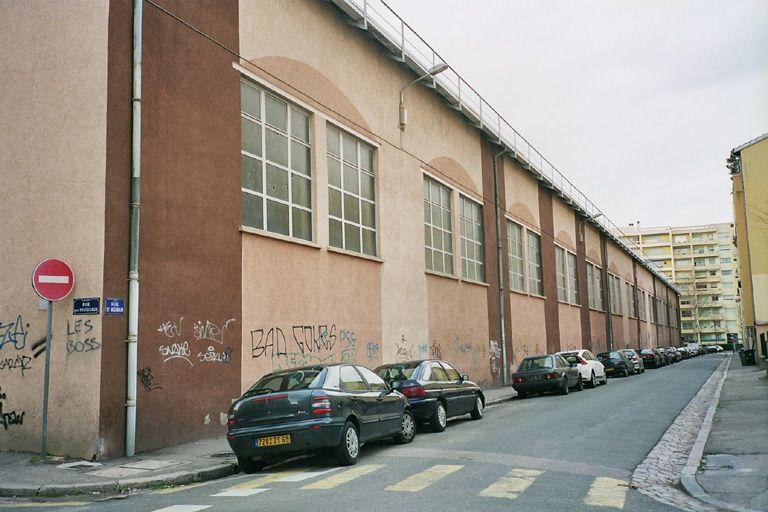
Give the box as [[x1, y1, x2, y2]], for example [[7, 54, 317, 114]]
[[578, 212, 603, 243], [399, 62, 450, 130]]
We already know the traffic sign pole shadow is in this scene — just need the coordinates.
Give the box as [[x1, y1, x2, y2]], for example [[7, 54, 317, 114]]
[[41, 300, 53, 458]]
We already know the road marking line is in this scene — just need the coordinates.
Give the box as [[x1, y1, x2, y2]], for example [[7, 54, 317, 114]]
[[302, 464, 385, 490], [385, 464, 463, 492], [583, 477, 628, 509], [479, 468, 543, 499], [38, 275, 69, 284], [0, 503, 88, 508], [153, 481, 213, 494], [220, 469, 303, 491], [148, 506, 210, 512], [276, 467, 341, 482], [212, 487, 269, 497]]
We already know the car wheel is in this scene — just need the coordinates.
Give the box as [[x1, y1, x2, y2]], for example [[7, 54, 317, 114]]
[[602, 373, 608, 385], [517, 391, 527, 399], [623, 366, 630, 377], [237, 456, 266, 474], [393, 410, 416, 444], [589, 371, 597, 389], [576, 376, 584, 391], [470, 395, 484, 420], [560, 380, 569, 395], [335, 421, 360, 466], [429, 401, 447, 432]]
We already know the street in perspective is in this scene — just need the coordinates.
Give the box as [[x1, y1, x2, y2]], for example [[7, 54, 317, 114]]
[[1, 1, 766, 512]]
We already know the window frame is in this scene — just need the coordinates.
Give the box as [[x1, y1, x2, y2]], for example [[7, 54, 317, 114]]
[[327, 124, 377, 256], [459, 194, 485, 282], [526, 230, 543, 296], [423, 174, 455, 276], [507, 220, 526, 293], [240, 78, 313, 241]]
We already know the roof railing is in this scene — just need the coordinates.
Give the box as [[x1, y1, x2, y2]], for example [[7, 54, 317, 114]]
[[332, 0, 677, 291]]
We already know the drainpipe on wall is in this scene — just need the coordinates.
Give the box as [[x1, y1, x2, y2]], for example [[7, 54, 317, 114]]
[[126, 0, 143, 457], [633, 260, 641, 351], [493, 149, 509, 386]]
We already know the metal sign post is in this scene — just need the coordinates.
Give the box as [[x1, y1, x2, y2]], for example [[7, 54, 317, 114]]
[[41, 300, 53, 458], [31, 258, 74, 458]]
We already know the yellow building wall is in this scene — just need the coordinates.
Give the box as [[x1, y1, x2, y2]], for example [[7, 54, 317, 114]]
[[740, 138, 768, 326]]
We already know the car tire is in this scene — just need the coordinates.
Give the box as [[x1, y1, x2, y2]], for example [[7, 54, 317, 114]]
[[602, 373, 608, 385], [393, 410, 416, 444], [335, 421, 360, 466], [429, 401, 447, 432], [470, 395, 484, 420], [588, 371, 597, 389], [560, 380, 569, 395], [517, 391, 527, 399], [237, 456, 266, 474], [576, 376, 584, 391], [623, 367, 630, 378]]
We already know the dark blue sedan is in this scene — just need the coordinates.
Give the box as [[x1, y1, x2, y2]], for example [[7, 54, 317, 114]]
[[374, 360, 484, 432], [227, 364, 415, 473]]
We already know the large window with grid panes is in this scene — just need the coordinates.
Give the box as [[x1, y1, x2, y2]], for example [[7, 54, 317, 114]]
[[460, 196, 484, 281], [626, 283, 636, 317], [240, 79, 312, 240], [586, 262, 604, 310], [555, 245, 578, 304], [637, 289, 646, 320], [423, 176, 453, 275], [327, 125, 376, 256], [608, 274, 622, 315], [507, 221, 525, 292], [526, 231, 543, 295]]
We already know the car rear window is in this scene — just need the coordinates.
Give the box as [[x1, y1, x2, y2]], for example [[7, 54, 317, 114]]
[[608, 351, 622, 362], [640, 349, 653, 354], [376, 363, 420, 382], [517, 356, 553, 371], [246, 368, 325, 395]]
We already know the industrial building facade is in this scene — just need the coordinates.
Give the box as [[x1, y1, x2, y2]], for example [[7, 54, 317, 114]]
[[729, 133, 768, 366], [621, 224, 743, 346], [0, 0, 679, 460]]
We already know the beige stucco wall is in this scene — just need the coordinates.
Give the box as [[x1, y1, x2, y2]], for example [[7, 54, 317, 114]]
[[740, 139, 768, 325], [552, 197, 577, 251], [584, 223, 602, 264], [238, 0, 487, 384], [509, 294, 547, 365], [607, 240, 634, 345], [504, 157, 541, 230], [635, 266, 654, 347], [0, 1, 108, 457], [558, 304, 582, 351]]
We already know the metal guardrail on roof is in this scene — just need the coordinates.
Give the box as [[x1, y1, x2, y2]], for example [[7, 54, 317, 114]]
[[330, 0, 678, 292]]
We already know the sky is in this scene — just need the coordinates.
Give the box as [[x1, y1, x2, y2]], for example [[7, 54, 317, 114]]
[[386, 0, 768, 229]]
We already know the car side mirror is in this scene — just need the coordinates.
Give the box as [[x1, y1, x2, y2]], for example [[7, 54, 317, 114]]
[[378, 389, 391, 399], [461, 374, 469, 381]]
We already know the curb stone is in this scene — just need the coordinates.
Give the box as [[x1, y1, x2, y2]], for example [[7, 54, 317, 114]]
[[0, 461, 237, 498], [679, 356, 763, 512]]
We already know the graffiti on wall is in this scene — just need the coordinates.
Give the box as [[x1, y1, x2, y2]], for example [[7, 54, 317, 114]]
[[0, 354, 32, 376], [250, 323, 377, 371], [138, 367, 162, 392], [0, 315, 29, 351], [489, 340, 502, 375], [156, 317, 237, 367], [66, 319, 101, 355], [0, 387, 25, 430]]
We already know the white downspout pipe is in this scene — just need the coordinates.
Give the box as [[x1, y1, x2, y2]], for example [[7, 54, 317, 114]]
[[126, 0, 142, 457], [493, 149, 509, 386]]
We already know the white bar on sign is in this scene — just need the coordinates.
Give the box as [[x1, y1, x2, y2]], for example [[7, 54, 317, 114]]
[[38, 275, 69, 284]]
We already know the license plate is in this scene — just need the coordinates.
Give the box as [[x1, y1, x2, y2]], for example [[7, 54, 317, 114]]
[[606, 368, 614, 373], [529, 374, 542, 381], [256, 434, 291, 447]]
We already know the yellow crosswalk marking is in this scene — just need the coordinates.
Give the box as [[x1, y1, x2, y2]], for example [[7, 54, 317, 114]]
[[479, 468, 543, 499], [220, 469, 303, 492], [385, 464, 463, 492], [302, 464, 385, 490], [153, 481, 212, 494], [583, 477, 628, 509]]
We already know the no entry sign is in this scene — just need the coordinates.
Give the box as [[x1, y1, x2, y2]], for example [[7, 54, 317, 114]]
[[32, 258, 74, 301]]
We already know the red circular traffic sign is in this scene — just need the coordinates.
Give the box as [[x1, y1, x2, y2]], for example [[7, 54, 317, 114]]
[[32, 258, 74, 301]]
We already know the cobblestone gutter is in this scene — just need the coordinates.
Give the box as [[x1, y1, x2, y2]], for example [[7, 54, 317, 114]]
[[631, 357, 729, 512]]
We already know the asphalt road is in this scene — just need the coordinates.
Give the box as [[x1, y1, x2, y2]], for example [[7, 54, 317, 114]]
[[2, 353, 725, 512]]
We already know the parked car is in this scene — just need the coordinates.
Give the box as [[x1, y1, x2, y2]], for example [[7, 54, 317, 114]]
[[556, 349, 607, 388], [677, 347, 691, 359], [597, 351, 634, 377], [227, 364, 415, 473], [620, 349, 645, 373], [639, 348, 662, 369], [374, 359, 484, 432], [664, 347, 681, 363], [653, 348, 671, 366], [512, 354, 582, 397]]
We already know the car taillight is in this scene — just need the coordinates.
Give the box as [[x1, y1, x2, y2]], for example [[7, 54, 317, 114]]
[[512, 377, 526, 383], [545, 372, 559, 380], [311, 394, 332, 416], [227, 403, 236, 427], [400, 385, 427, 398]]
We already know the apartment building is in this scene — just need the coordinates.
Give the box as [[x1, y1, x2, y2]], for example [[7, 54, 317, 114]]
[[729, 132, 768, 366], [0, 0, 679, 459], [621, 224, 743, 346]]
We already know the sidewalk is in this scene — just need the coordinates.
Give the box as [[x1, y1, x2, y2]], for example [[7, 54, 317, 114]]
[[0, 386, 517, 498], [695, 356, 768, 511], [0, 437, 236, 498]]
